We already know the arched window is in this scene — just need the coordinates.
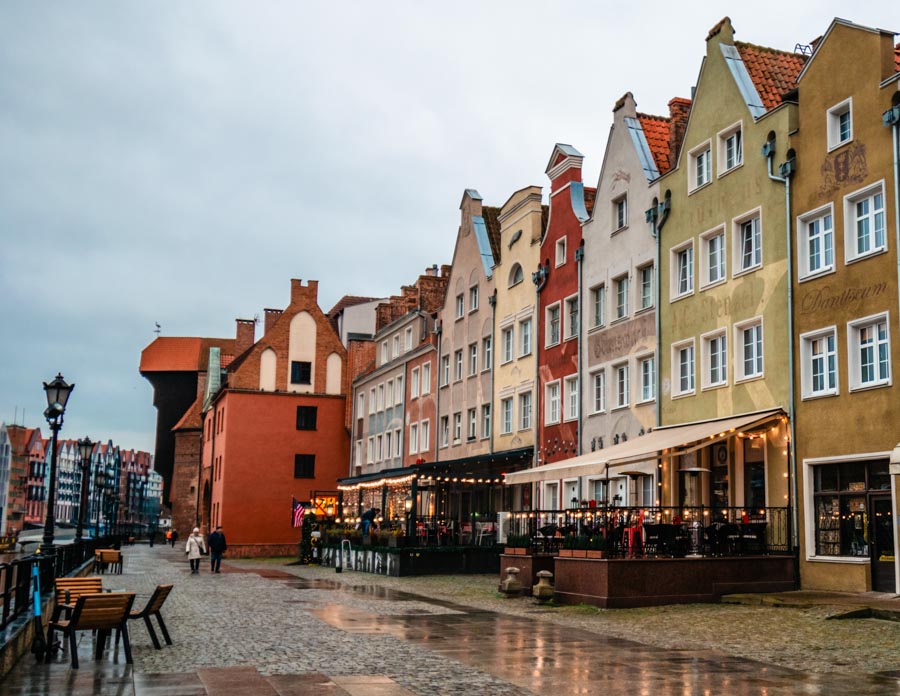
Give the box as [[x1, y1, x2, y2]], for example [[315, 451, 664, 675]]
[[509, 263, 524, 287]]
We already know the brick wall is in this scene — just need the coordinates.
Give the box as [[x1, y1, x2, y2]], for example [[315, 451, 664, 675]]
[[170, 429, 201, 536]]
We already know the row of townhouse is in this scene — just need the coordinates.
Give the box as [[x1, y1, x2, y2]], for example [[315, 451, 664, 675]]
[[343, 16, 900, 595]]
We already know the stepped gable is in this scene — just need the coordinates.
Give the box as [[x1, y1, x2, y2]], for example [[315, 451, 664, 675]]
[[735, 41, 807, 110]]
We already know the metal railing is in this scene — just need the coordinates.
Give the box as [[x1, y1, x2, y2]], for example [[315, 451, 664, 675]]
[[504, 506, 793, 557]]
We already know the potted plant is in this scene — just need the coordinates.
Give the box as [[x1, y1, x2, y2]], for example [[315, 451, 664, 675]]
[[504, 533, 531, 555], [586, 534, 607, 559], [559, 533, 578, 557]]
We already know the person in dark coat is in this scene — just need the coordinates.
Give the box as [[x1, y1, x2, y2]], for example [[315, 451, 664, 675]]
[[360, 508, 380, 535], [208, 526, 227, 573]]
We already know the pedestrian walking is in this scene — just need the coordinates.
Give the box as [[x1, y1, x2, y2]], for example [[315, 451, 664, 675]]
[[149, 528, 155, 547], [171, 529, 179, 548], [208, 526, 227, 573], [185, 527, 206, 574], [165, 529, 172, 546]]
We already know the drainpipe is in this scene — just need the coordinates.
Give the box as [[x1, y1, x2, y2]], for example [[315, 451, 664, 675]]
[[434, 320, 442, 463], [532, 262, 549, 510], [489, 291, 497, 455], [575, 241, 585, 457], [645, 192, 670, 430], [764, 139, 798, 551]]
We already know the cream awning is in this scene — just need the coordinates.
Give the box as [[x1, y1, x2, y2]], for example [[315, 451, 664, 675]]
[[504, 409, 784, 485]]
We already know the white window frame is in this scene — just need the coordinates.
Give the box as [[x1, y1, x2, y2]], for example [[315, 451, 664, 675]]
[[671, 240, 694, 300], [501, 397, 513, 434], [469, 284, 479, 312], [377, 384, 384, 411], [421, 362, 431, 395], [386, 379, 394, 405], [613, 195, 628, 232], [797, 203, 835, 280], [545, 380, 561, 424], [481, 404, 491, 439], [366, 437, 374, 464], [395, 428, 402, 457], [440, 416, 449, 447], [468, 342, 478, 376], [638, 353, 656, 403], [380, 341, 388, 364], [467, 408, 477, 440], [410, 368, 420, 398], [501, 326, 514, 364], [453, 412, 462, 443], [454, 349, 463, 381], [826, 97, 853, 151], [564, 376, 578, 421], [368, 388, 376, 414], [688, 140, 712, 192], [385, 430, 392, 459], [592, 369, 606, 413], [717, 121, 743, 175], [614, 274, 629, 320], [455, 294, 464, 319], [508, 263, 524, 288], [393, 335, 400, 358], [638, 264, 654, 311], [733, 208, 763, 276], [519, 318, 532, 356], [405, 327, 413, 351], [848, 312, 891, 391], [734, 317, 764, 382], [395, 375, 403, 405], [482, 336, 492, 372], [591, 284, 606, 328], [844, 181, 887, 264], [519, 391, 532, 430], [613, 363, 629, 409], [357, 392, 365, 418], [800, 326, 839, 399], [546, 302, 561, 346], [701, 328, 728, 390], [555, 237, 567, 267], [420, 419, 430, 453], [700, 225, 726, 289], [441, 355, 450, 386], [565, 295, 579, 339], [672, 339, 696, 398], [409, 424, 419, 455]]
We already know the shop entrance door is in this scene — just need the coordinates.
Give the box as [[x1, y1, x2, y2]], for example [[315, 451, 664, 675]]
[[870, 495, 895, 593]]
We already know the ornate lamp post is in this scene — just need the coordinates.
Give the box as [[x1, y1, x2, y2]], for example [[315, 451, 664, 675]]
[[40, 373, 74, 554], [75, 437, 94, 543]]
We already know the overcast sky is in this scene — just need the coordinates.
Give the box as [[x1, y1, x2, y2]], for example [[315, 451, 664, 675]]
[[1, 1, 895, 453]]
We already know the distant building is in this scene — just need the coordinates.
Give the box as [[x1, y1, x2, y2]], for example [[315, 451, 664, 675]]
[[0, 424, 10, 536]]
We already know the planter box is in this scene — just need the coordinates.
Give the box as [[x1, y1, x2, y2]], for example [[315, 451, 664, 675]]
[[586, 550, 606, 559], [505, 547, 530, 555], [571, 550, 588, 558], [559, 549, 574, 558]]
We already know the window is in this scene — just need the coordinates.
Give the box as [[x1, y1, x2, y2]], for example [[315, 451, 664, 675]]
[[482, 336, 492, 371], [405, 327, 413, 351], [614, 275, 629, 319], [420, 420, 430, 452], [469, 285, 479, 312], [555, 238, 567, 266], [801, 328, 838, 398], [718, 122, 742, 174], [798, 205, 834, 278], [467, 408, 477, 440], [501, 326, 514, 363], [296, 406, 317, 430], [453, 413, 462, 442], [813, 460, 889, 557], [357, 392, 365, 418], [689, 141, 711, 190], [546, 304, 561, 345], [519, 319, 532, 356], [377, 384, 384, 411], [546, 381, 560, 424], [591, 285, 606, 327], [734, 212, 762, 273], [409, 424, 419, 454], [639, 356, 655, 402], [849, 314, 890, 390], [509, 263, 524, 287], [290, 361, 311, 385], [519, 391, 532, 430], [468, 343, 478, 375], [638, 265, 654, 310], [455, 294, 464, 319], [701, 227, 726, 287], [614, 195, 627, 231], [440, 416, 449, 447], [421, 363, 431, 394], [565, 376, 578, 420], [845, 183, 886, 262], [366, 438, 374, 464], [355, 441, 362, 467], [395, 376, 403, 405], [671, 241, 694, 299], [376, 435, 383, 460], [385, 430, 392, 458], [614, 364, 629, 408], [703, 331, 728, 388], [501, 397, 513, 434], [558, 298, 577, 341], [381, 342, 388, 363], [441, 355, 450, 386], [293, 454, 315, 479], [481, 404, 491, 438], [673, 341, 695, 396], [394, 429, 402, 457], [393, 335, 400, 358], [735, 319, 764, 381], [592, 370, 606, 413], [410, 368, 420, 398], [368, 388, 376, 414], [386, 380, 394, 404], [454, 350, 463, 381], [826, 98, 852, 150]]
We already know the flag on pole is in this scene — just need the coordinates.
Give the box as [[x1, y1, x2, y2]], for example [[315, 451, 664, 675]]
[[292, 497, 305, 528]]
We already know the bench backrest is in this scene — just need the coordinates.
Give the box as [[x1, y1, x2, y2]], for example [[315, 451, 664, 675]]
[[69, 593, 135, 630], [97, 549, 121, 563], [56, 577, 103, 603], [142, 584, 174, 615]]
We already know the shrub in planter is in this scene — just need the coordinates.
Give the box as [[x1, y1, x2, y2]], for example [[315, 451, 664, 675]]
[[504, 534, 531, 554]]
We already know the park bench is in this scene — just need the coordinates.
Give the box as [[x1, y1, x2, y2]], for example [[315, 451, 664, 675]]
[[93, 549, 123, 574], [52, 577, 104, 620], [46, 592, 135, 668]]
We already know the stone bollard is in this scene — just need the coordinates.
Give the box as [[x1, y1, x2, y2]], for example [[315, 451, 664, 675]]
[[532, 570, 554, 601], [499, 567, 523, 596]]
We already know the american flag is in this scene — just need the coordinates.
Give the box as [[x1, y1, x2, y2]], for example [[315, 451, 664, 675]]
[[292, 497, 305, 528]]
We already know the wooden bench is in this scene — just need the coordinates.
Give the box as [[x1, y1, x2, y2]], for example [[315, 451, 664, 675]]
[[46, 593, 135, 668], [93, 549, 123, 574], [53, 577, 104, 620], [123, 584, 174, 650]]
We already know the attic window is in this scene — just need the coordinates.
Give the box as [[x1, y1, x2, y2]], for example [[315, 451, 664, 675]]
[[827, 98, 852, 151]]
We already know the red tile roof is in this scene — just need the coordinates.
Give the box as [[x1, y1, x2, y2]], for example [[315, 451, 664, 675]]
[[172, 395, 204, 431], [140, 337, 237, 373], [637, 113, 672, 175], [735, 42, 807, 110]]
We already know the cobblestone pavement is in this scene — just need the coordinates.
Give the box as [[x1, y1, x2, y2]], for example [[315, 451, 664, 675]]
[[2, 544, 900, 695]]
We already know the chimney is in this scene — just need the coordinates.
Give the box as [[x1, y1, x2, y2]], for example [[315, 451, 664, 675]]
[[235, 319, 255, 354], [264, 308, 283, 335], [668, 97, 692, 169]]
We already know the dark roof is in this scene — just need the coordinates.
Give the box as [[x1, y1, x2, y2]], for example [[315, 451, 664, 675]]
[[735, 41, 807, 110], [481, 206, 502, 265], [327, 295, 380, 318]]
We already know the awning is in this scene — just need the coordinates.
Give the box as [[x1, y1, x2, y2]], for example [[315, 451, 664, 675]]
[[504, 409, 784, 485]]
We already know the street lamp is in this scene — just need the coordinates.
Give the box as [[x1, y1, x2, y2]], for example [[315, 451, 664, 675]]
[[75, 437, 94, 543], [40, 373, 74, 554]]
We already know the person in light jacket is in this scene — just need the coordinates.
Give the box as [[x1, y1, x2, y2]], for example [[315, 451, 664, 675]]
[[185, 527, 206, 574]]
